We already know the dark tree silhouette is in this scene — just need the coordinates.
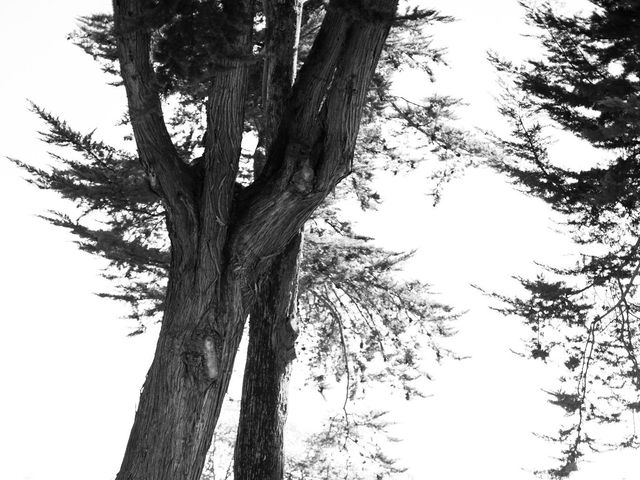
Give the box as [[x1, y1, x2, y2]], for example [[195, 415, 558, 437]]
[[13, 1, 481, 479], [490, 1, 640, 476]]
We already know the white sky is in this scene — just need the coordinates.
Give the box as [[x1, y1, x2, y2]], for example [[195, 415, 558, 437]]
[[0, 1, 638, 479]]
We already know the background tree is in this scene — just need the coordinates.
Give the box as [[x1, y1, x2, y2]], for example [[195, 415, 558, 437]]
[[489, 1, 640, 476], [13, 1, 481, 479]]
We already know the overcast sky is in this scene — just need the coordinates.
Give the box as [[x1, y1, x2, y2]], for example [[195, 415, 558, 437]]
[[0, 1, 638, 479]]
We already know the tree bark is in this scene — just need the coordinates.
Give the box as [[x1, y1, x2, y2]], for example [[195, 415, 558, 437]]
[[114, 266, 247, 480], [234, 235, 301, 480], [234, 2, 300, 478], [110, 1, 398, 478]]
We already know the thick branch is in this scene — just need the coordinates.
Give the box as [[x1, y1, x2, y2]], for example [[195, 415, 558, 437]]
[[112, 0, 197, 251], [231, 0, 397, 274], [197, 0, 256, 292], [253, 0, 300, 176]]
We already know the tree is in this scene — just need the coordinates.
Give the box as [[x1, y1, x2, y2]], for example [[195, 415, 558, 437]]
[[490, 1, 640, 476], [13, 1, 478, 479], [103, 1, 396, 478]]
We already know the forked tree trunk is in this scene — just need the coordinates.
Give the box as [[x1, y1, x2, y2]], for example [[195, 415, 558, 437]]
[[111, 1, 397, 479]]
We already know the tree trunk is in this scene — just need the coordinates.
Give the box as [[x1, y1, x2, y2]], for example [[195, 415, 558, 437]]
[[234, 235, 301, 480], [114, 256, 250, 480], [234, 2, 301, 478], [111, 0, 397, 478]]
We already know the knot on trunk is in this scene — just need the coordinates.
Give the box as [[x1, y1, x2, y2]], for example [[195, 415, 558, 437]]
[[182, 334, 220, 388], [203, 336, 219, 380], [270, 313, 298, 366], [285, 143, 315, 193]]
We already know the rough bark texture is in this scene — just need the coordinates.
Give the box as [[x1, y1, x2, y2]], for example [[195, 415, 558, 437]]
[[111, 0, 398, 479], [234, 2, 300, 479], [253, 0, 301, 176], [234, 235, 301, 480]]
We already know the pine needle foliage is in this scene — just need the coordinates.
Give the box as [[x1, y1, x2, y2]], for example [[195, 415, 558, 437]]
[[489, 1, 640, 476]]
